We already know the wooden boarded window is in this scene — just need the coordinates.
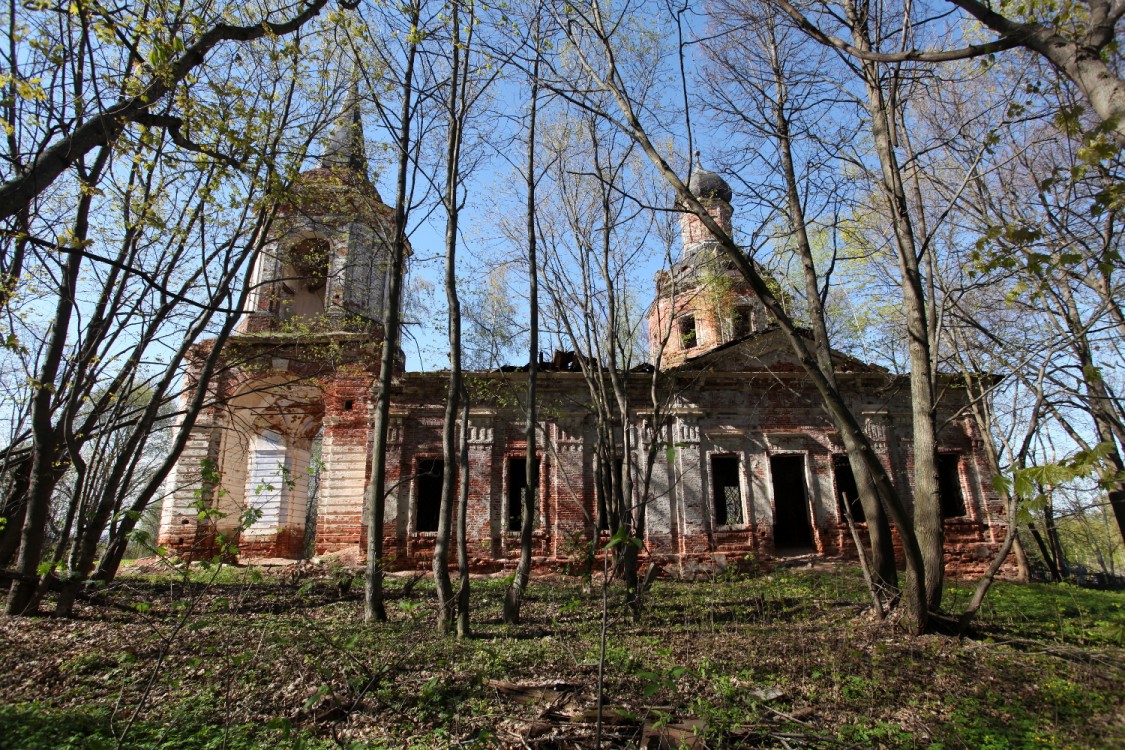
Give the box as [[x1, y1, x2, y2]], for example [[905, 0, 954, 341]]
[[939, 454, 967, 518], [711, 455, 744, 526], [415, 458, 443, 532], [833, 455, 866, 524]]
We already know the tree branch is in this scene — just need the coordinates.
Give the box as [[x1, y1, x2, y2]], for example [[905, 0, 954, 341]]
[[0, 0, 337, 220], [771, 0, 1027, 63]]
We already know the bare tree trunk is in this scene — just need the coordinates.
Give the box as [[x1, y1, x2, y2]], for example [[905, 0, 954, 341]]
[[762, 27, 898, 596], [1043, 499, 1069, 576], [554, 0, 928, 633], [504, 37, 541, 624], [1054, 274, 1125, 546], [844, 0, 944, 611], [434, 0, 469, 633], [455, 388, 471, 637], [365, 2, 420, 623], [957, 490, 1019, 631], [67, 231, 263, 608], [0, 454, 31, 568], [569, 115, 643, 616], [1027, 522, 1061, 581], [6, 148, 108, 616], [1011, 533, 1030, 583]]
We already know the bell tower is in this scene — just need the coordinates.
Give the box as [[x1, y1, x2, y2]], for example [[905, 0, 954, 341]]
[[647, 164, 769, 368], [159, 87, 401, 560], [241, 84, 397, 336]]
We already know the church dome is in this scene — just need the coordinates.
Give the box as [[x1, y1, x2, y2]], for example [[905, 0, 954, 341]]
[[688, 168, 733, 204]]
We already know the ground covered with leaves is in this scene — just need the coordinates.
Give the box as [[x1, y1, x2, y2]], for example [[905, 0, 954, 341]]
[[0, 561, 1122, 749]]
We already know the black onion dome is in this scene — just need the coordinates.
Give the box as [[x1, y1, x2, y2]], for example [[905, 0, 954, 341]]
[[688, 168, 733, 204]]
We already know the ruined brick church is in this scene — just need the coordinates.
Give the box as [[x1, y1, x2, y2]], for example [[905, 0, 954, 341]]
[[157, 99, 1006, 575]]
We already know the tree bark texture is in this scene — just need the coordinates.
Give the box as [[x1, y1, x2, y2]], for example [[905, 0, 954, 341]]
[[844, 0, 944, 611], [504, 33, 541, 625], [365, 2, 420, 623]]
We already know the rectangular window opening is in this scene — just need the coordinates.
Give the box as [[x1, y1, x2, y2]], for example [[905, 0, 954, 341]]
[[939, 454, 967, 518], [415, 458, 443, 532], [595, 456, 623, 531], [679, 314, 697, 349], [711, 455, 744, 526], [833, 455, 866, 524], [508, 456, 541, 532], [733, 305, 754, 338]]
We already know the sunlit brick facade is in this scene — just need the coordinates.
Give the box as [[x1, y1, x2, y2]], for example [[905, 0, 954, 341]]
[[159, 109, 1009, 576]]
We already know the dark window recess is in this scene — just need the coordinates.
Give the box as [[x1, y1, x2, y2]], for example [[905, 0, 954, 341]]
[[771, 454, 814, 548], [679, 314, 697, 348], [939, 454, 967, 518], [711, 455, 744, 526], [733, 305, 754, 338], [508, 457, 541, 532], [595, 456, 623, 531], [833, 456, 866, 524], [415, 458, 443, 532], [342, 399, 354, 411]]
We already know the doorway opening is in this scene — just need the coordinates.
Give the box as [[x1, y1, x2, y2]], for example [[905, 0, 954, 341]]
[[770, 454, 814, 550]]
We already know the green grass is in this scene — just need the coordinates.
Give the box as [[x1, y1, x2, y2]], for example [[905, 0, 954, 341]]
[[0, 566, 1121, 749], [0, 702, 339, 750], [944, 578, 1125, 646]]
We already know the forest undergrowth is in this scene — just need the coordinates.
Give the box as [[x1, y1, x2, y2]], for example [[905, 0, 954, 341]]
[[0, 562, 1121, 749]]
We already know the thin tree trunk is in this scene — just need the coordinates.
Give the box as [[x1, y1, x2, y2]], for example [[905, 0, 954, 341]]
[[365, 2, 420, 623], [504, 33, 540, 625], [1027, 522, 1062, 581], [6, 148, 108, 616], [764, 29, 898, 596], [562, 2, 928, 632], [844, 0, 943, 611], [1043, 500, 1068, 576], [455, 387, 471, 638], [434, 0, 468, 633], [1054, 273, 1125, 546], [1011, 532, 1030, 583]]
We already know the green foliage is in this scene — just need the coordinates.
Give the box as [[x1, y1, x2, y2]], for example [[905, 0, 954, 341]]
[[990, 442, 1119, 519], [5, 568, 1121, 749], [603, 526, 642, 550], [944, 578, 1125, 647], [0, 703, 339, 750]]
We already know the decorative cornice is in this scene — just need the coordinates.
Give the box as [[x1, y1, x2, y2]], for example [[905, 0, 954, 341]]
[[467, 416, 494, 446], [676, 416, 700, 445]]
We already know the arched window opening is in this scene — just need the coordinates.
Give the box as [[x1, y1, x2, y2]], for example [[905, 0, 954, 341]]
[[304, 428, 324, 557], [279, 237, 330, 323]]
